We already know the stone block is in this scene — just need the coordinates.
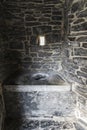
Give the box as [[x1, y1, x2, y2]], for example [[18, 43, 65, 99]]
[[43, 14, 52, 17], [41, 8, 51, 14], [38, 17, 51, 22], [21, 120, 39, 129], [68, 36, 76, 41], [29, 53, 37, 57], [15, 0, 43, 3], [30, 46, 40, 52], [52, 10, 62, 15], [22, 62, 31, 69], [71, 2, 79, 12], [23, 57, 32, 62], [72, 22, 87, 31], [46, 33, 61, 43], [81, 67, 87, 73], [52, 26, 61, 31], [25, 27, 32, 35], [68, 14, 75, 19], [71, 31, 87, 36], [77, 8, 87, 18], [33, 26, 52, 35], [76, 36, 87, 42], [73, 18, 85, 24], [52, 30, 61, 34], [38, 52, 52, 57], [33, 58, 43, 62], [52, 57, 61, 61], [44, 0, 61, 4], [41, 120, 53, 128], [78, 96, 86, 105], [82, 43, 87, 48], [74, 48, 87, 56], [52, 16, 62, 21], [25, 10, 34, 15], [73, 57, 87, 66], [31, 0, 43, 3], [61, 48, 70, 58], [68, 41, 80, 47], [48, 21, 62, 25], [62, 59, 78, 72], [25, 22, 41, 27], [25, 15, 37, 21], [63, 71, 84, 84], [9, 41, 24, 49], [31, 63, 42, 69], [71, 1, 84, 13], [30, 36, 37, 45], [77, 71, 87, 78]]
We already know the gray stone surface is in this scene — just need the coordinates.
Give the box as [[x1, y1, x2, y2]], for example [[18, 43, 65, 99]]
[[0, 0, 87, 86], [0, 0, 64, 83], [4, 118, 77, 130], [68, 0, 87, 87], [0, 1, 87, 130], [3, 86, 75, 118]]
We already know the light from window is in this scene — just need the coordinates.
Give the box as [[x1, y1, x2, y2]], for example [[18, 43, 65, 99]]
[[39, 36, 45, 46]]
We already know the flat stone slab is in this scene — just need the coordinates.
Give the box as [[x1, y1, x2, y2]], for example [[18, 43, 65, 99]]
[[4, 85, 71, 92], [3, 88, 75, 118]]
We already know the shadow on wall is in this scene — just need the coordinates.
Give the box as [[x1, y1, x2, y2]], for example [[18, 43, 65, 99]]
[[0, 2, 22, 83]]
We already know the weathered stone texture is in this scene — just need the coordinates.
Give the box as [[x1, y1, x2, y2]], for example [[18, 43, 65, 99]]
[[68, 0, 87, 85], [74, 48, 87, 56], [72, 22, 87, 31], [0, 0, 64, 78], [4, 118, 76, 130], [68, 1, 87, 124], [0, 1, 87, 130], [3, 88, 75, 118], [82, 43, 87, 48], [0, 0, 87, 86]]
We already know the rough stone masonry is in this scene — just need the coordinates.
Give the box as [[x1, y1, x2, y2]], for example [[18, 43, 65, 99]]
[[0, 0, 87, 86], [0, 0, 64, 76], [0, 0, 87, 129]]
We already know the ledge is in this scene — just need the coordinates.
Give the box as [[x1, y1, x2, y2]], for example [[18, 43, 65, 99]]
[[3, 85, 71, 92]]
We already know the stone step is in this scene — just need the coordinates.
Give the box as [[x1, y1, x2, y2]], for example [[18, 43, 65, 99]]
[[4, 117, 77, 130]]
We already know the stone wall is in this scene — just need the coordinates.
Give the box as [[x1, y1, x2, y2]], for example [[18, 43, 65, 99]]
[[0, 0, 86, 85], [0, 2, 19, 82], [0, 0, 69, 84], [0, 0, 65, 77], [0, 0, 87, 129], [67, 0, 87, 124], [68, 0, 87, 85], [1, 0, 86, 86], [58, 0, 87, 86]]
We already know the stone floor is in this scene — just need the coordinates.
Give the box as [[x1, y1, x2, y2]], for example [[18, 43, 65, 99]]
[[4, 118, 81, 130]]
